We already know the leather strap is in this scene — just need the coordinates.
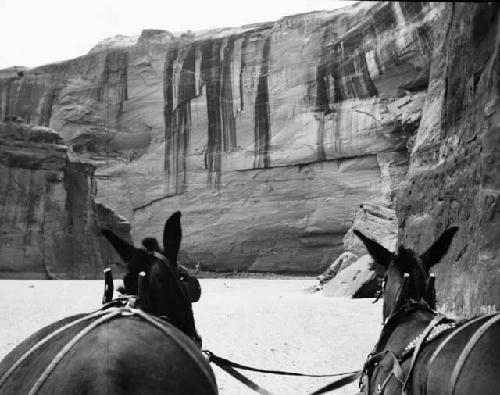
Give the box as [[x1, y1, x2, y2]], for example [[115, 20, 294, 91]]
[[378, 352, 405, 394], [205, 352, 273, 395], [448, 313, 500, 395], [402, 315, 446, 394], [0, 310, 108, 390], [424, 314, 493, 394]]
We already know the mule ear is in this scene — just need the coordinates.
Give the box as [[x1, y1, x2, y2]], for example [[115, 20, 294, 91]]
[[420, 227, 459, 269], [163, 211, 182, 262], [101, 229, 137, 263], [353, 229, 393, 267]]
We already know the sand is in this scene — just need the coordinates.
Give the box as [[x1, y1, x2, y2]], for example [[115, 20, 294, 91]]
[[0, 279, 381, 394]]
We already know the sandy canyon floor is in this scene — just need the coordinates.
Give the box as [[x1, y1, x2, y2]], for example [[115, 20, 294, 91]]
[[0, 279, 381, 394]]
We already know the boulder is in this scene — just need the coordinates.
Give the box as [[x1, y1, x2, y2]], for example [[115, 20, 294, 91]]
[[318, 251, 359, 286], [343, 202, 398, 257], [322, 255, 379, 298]]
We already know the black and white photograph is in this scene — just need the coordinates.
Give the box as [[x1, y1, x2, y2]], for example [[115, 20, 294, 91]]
[[0, 1, 499, 394]]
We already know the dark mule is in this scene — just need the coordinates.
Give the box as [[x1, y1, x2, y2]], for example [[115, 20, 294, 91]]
[[355, 227, 500, 395], [0, 212, 217, 394], [101, 211, 202, 346]]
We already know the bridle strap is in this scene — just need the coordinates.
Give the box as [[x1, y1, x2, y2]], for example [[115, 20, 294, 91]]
[[362, 301, 444, 395], [382, 273, 411, 326], [152, 251, 169, 264], [402, 315, 446, 394], [373, 299, 432, 354], [377, 352, 405, 394]]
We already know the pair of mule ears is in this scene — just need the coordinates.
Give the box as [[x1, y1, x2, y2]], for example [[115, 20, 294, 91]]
[[353, 227, 459, 268], [101, 211, 182, 263]]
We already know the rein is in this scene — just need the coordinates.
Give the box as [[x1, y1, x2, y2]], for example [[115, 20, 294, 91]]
[[202, 350, 362, 395]]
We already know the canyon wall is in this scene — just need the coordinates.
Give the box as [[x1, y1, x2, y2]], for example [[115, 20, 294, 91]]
[[397, 2, 500, 316], [97, 2, 438, 272], [0, 2, 497, 315], [0, 121, 130, 278], [0, 29, 170, 150], [0, 2, 440, 274]]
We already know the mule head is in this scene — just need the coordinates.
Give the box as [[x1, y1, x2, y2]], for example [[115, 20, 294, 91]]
[[353, 227, 458, 321], [100, 229, 153, 295], [101, 211, 199, 340], [100, 211, 183, 299]]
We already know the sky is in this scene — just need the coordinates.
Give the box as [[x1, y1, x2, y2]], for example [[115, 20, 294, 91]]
[[0, 0, 356, 70]]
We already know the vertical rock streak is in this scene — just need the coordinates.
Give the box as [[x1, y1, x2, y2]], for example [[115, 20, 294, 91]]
[[165, 35, 242, 191], [239, 36, 248, 112], [164, 42, 196, 194], [201, 39, 223, 184], [99, 50, 129, 128], [253, 36, 271, 169], [221, 37, 237, 151], [40, 88, 58, 127], [163, 44, 179, 187]]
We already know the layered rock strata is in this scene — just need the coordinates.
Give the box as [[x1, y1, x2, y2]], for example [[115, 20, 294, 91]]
[[397, 3, 500, 316], [97, 2, 438, 273], [0, 29, 171, 152], [0, 2, 441, 274], [0, 2, 496, 315], [0, 121, 130, 278], [343, 202, 398, 257]]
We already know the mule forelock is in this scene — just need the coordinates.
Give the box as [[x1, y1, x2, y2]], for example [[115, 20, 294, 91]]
[[142, 237, 161, 253], [393, 246, 428, 299]]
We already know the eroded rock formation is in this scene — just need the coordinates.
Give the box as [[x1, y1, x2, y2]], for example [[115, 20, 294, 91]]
[[344, 202, 398, 256], [0, 2, 441, 274], [0, 2, 496, 314], [322, 255, 379, 298], [96, 2, 438, 273], [0, 121, 131, 278], [0, 29, 171, 151], [318, 202, 397, 297], [397, 2, 500, 316]]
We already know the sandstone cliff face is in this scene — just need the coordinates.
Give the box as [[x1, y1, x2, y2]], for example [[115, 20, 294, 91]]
[[96, 2, 439, 273], [0, 121, 130, 278], [1, 2, 496, 315], [0, 2, 440, 274], [0, 29, 171, 150], [397, 3, 500, 316]]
